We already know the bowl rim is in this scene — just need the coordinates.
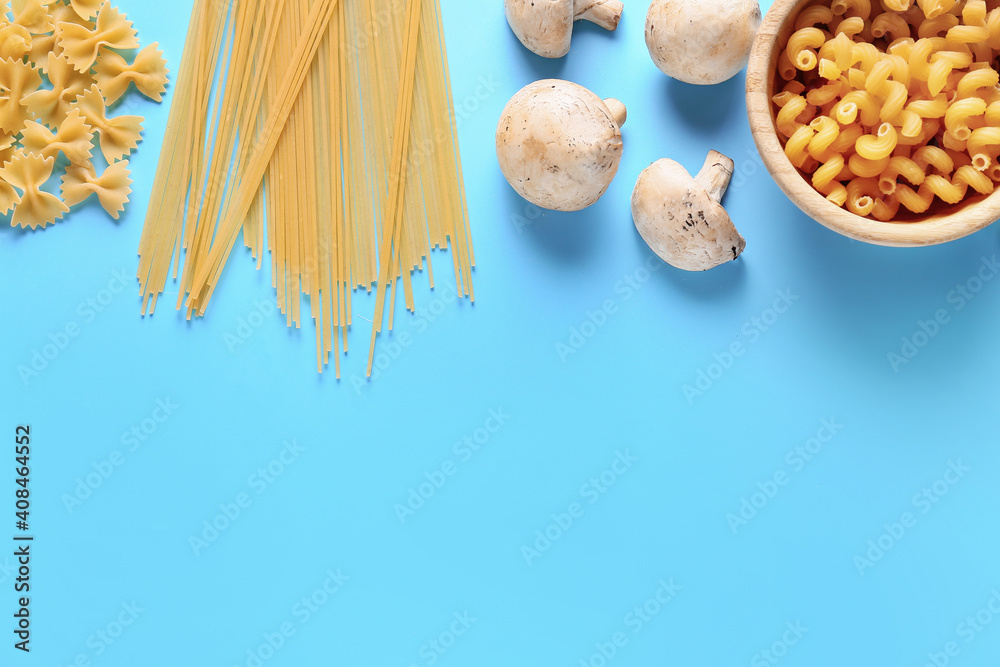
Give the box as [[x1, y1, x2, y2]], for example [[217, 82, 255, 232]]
[[746, 0, 1000, 248]]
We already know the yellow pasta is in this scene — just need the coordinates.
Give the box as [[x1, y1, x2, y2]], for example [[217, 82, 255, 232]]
[[966, 126, 1000, 168], [93, 42, 168, 104], [835, 89, 881, 124], [954, 164, 994, 192], [962, 0, 987, 26], [945, 96, 986, 140], [21, 109, 93, 164], [787, 27, 827, 70], [808, 77, 846, 104], [786, 125, 817, 168], [846, 177, 879, 215], [139, 0, 474, 377], [60, 159, 132, 219], [896, 183, 935, 212], [872, 12, 910, 39], [775, 0, 1000, 220], [871, 194, 901, 220], [917, 0, 958, 20], [832, 0, 872, 19], [918, 13, 959, 38], [836, 16, 866, 36], [923, 173, 967, 202], [856, 122, 899, 158], [813, 154, 846, 188], [776, 94, 811, 136], [956, 67, 999, 98], [55, 3, 138, 73], [796, 5, 836, 30], [879, 155, 926, 194], [850, 153, 892, 177], [809, 115, 842, 156], [0, 152, 68, 228], [72, 84, 143, 163]]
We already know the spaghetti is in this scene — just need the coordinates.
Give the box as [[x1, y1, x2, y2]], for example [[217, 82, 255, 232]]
[[138, 0, 474, 378]]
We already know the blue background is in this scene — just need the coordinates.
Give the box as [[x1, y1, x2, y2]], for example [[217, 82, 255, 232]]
[[2, 1, 1000, 666]]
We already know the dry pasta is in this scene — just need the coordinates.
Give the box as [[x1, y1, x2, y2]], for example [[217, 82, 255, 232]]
[[773, 0, 1000, 220], [138, 0, 475, 378], [0, 1, 162, 230]]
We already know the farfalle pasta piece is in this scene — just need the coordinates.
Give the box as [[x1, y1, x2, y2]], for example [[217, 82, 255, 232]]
[[95, 42, 167, 103], [0, 133, 16, 214], [0, 23, 32, 60], [31, 2, 92, 67], [61, 158, 131, 218], [51, 1, 95, 28], [68, 0, 103, 21], [0, 132, 16, 166], [56, 3, 137, 73], [22, 108, 93, 164], [12, 0, 54, 35], [71, 84, 142, 162], [23, 52, 91, 127], [0, 152, 69, 228], [0, 57, 40, 133]]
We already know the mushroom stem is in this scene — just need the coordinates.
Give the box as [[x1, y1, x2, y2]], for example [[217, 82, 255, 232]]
[[575, 0, 624, 31], [603, 98, 627, 128], [695, 150, 735, 204]]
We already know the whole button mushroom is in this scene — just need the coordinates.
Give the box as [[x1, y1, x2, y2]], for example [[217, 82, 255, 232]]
[[632, 151, 746, 272], [496, 79, 626, 212], [645, 0, 761, 85], [505, 0, 624, 59]]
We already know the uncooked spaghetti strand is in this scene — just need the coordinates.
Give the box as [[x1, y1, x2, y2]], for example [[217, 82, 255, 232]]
[[186, 0, 340, 314], [367, 0, 422, 376]]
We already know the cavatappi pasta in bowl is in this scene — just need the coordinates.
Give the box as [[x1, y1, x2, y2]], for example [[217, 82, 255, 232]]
[[747, 0, 1000, 246]]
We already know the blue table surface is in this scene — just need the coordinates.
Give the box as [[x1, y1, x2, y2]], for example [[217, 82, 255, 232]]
[[2, 1, 1000, 665]]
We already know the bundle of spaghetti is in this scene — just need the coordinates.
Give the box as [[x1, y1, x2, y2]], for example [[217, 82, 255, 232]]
[[137, 0, 474, 377]]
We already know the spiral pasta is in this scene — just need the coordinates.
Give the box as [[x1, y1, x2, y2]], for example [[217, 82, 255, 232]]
[[773, 0, 1000, 221]]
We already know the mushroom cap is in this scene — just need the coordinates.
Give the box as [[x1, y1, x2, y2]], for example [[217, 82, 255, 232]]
[[504, 0, 574, 59], [645, 0, 762, 85], [632, 158, 746, 271], [496, 79, 624, 212]]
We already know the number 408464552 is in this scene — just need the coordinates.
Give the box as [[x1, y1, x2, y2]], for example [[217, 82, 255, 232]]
[[15, 426, 29, 528]]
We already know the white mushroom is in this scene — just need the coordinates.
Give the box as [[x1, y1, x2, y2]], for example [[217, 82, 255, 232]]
[[497, 79, 626, 212], [631, 151, 746, 271], [505, 0, 624, 59], [645, 0, 761, 85]]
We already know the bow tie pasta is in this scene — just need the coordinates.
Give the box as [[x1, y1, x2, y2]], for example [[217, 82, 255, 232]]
[[0, 0, 167, 230]]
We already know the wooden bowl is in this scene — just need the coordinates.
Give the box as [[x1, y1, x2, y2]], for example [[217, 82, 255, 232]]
[[746, 0, 1000, 247]]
